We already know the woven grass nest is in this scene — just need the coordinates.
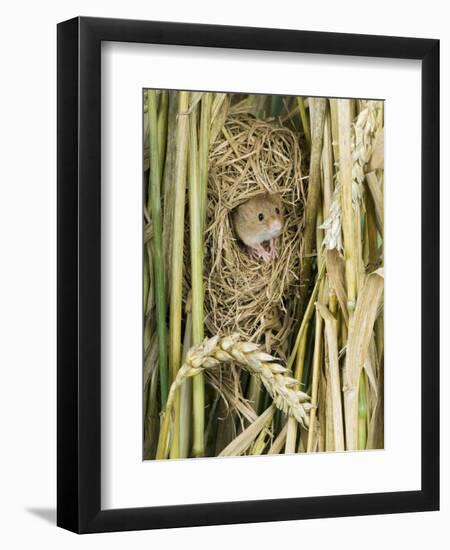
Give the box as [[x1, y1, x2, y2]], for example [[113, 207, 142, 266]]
[[202, 113, 306, 358]]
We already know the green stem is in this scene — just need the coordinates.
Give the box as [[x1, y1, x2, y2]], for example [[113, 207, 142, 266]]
[[147, 90, 169, 406], [157, 91, 169, 184], [143, 245, 149, 314], [144, 365, 160, 459], [287, 262, 326, 373], [297, 97, 311, 148], [271, 95, 283, 117], [199, 93, 212, 232], [306, 310, 323, 452], [251, 428, 270, 455], [169, 92, 190, 458], [358, 370, 368, 450], [189, 106, 206, 458], [285, 294, 319, 454], [179, 311, 193, 458]]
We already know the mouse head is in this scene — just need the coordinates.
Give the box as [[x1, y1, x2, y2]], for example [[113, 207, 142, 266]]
[[233, 193, 284, 244]]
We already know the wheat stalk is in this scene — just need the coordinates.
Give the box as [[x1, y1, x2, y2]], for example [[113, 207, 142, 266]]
[[156, 334, 312, 459], [321, 100, 383, 255]]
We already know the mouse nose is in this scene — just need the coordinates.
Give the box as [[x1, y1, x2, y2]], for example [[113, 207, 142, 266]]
[[270, 219, 282, 233]]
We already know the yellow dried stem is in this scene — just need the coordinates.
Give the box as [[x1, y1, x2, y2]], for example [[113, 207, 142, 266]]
[[299, 97, 327, 311], [366, 171, 384, 237], [210, 93, 229, 143], [337, 99, 357, 313], [268, 422, 288, 455], [316, 303, 345, 451], [189, 106, 206, 458], [368, 128, 384, 171], [343, 269, 384, 450], [285, 416, 298, 454], [220, 405, 275, 457], [321, 109, 334, 219], [325, 375, 335, 451], [325, 249, 349, 326], [329, 99, 340, 162]]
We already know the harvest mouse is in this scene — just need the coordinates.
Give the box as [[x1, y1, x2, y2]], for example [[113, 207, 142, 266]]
[[232, 193, 284, 262]]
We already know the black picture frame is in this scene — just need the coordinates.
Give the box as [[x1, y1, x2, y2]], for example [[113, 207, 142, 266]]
[[57, 16, 440, 534]]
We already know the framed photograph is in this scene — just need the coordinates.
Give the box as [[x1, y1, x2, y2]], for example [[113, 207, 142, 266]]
[[57, 16, 439, 533]]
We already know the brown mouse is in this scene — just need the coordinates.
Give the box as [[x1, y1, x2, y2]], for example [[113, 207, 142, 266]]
[[232, 193, 284, 262]]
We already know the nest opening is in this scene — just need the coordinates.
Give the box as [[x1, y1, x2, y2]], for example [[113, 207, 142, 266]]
[[199, 113, 307, 358]]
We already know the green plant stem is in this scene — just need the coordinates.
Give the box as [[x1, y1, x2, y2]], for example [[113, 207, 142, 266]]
[[199, 93, 212, 231], [306, 200, 325, 451], [297, 97, 311, 148], [251, 428, 270, 455], [189, 107, 206, 458], [147, 90, 169, 407], [285, 263, 325, 454], [179, 310, 193, 458], [358, 370, 368, 450], [162, 92, 178, 295], [271, 95, 283, 117], [144, 365, 160, 459], [168, 91, 190, 458], [301, 314, 317, 390], [143, 245, 150, 314], [287, 262, 326, 373], [322, 110, 334, 219], [306, 309, 323, 452], [157, 91, 169, 183], [285, 302, 311, 454]]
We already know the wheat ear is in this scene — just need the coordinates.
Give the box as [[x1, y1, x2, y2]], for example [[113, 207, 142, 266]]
[[321, 100, 383, 252], [156, 334, 312, 459]]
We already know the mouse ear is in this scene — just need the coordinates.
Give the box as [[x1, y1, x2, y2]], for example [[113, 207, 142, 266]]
[[232, 202, 246, 221]]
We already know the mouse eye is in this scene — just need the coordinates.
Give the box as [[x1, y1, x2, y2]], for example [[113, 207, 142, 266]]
[[258, 213, 264, 222], [275, 207, 280, 215]]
